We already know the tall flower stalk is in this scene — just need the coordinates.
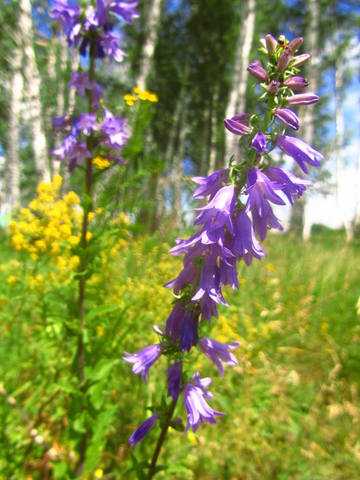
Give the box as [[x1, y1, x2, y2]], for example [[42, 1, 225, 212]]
[[51, 1, 139, 474], [124, 33, 323, 479]]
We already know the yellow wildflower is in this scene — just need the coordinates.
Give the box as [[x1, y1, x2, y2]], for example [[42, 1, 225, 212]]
[[7, 275, 17, 284], [92, 156, 110, 170], [124, 93, 137, 106]]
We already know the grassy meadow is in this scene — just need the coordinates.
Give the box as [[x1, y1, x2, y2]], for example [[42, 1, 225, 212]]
[[0, 223, 360, 479]]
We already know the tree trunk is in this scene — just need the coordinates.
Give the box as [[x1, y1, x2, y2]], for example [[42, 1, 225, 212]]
[[335, 60, 353, 242], [208, 89, 218, 175], [20, 0, 50, 182], [224, 0, 255, 165], [291, 0, 320, 240], [172, 109, 186, 226], [136, 0, 163, 89], [53, 36, 68, 175], [8, 36, 23, 210]]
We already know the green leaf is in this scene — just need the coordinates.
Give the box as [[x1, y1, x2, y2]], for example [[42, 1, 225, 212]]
[[84, 304, 123, 323]]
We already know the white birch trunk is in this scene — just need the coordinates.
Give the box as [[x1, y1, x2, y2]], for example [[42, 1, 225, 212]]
[[224, 0, 255, 164], [298, 0, 320, 240], [53, 37, 68, 175], [8, 38, 23, 209], [208, 89, 218, 175], [355, 148, 360, 226], [20, 0, 50, 182], [136, 0, 163, 89], [335, 61, 354, 242]]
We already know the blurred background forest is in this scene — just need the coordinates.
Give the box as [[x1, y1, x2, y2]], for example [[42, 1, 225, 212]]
[[0, 0, 360, 238], [1, 1, 360, 479]]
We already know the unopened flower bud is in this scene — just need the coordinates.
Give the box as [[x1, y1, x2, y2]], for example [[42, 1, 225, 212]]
[[292, 53, 311, 67], [277, 51, 291, 72], [268, 80, 280, 94], [284, 75, 308, 91], [287, 36, 303, 54], [247, 60, 267, 82], [265, 34, 277, 55], [286, 93, 319, 105], [274, 108, 300, 130]]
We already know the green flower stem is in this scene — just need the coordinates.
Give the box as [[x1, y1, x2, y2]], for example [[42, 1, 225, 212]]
[[75, 38, 96, 477], [147, 397, 178, 480]]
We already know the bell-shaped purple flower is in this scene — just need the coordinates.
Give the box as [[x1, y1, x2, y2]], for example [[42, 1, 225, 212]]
[[287, 36, 303, 54], [165, 262, 198, 294], [224, 114, 252, 136], [266, 166, 311, 204], [192, 169, 229, 199], [129, 413, 159, 446], [69, 72, 92, 96], [195, 184, 236, 235], [291, 53, 311, 67], [268, 80, 280, 94], [123, 344, 163, 382], [72, 114, 98, 136], [247, 59, 267, 82], [287, 93, 319, 105], [165, 303, 199, 352], [52, 115, 71, 131], [99, 32, 127, 62], [167, 362, 182, 400], [199, 338, 240, 376], [101, 109, 128, 149], [232, 210, 266, 265], [183, 373, 224, 432], [245, 168, 285, 210], [284, 76, 309, 91], [192, 252, 227, 307], [52, 1, 82, 45], [277, 135, 323, 173], [252, 200, 283, 241], [110, 1, 139, 23], [265, 34, 277, 55], [277, 51, 291, 72], [219, 256, 239, 289], [251, 133, 268, 154], [274, 108, 300, 130]]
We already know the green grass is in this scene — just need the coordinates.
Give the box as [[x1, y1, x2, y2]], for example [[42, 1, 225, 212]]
[[0, 230, 359, 479]]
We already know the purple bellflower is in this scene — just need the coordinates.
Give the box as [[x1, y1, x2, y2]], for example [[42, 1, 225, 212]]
[[268, 80, 280, 94], [247, 59, 267, 82], [129, 413, 159, 447], [199, 338, 240, 376], [192, 169, 229, 199], [183, 373, 224, 432], [123, 344, 163, 382], [291, 53, 311, 67], [232, 210, 266, 265], [287, 93, 319, 105], [72, 114, 98, 136], [167, 362, 182, 400], [194, 184, 236, 235], [251, 132, 268, 154], [101, 109, 128, 148], [277, 135, 323, 173], [224, 114, 252, 136], [266, 166, 311, 205], [274, 108, 300, 130], [284, 75, 309, 91], [110, 1, 139, 23]]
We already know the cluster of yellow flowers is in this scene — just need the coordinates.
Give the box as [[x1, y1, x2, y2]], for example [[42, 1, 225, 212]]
[[124, 86, 159, 106], [92, 156, 111, 170], [9, 175, 84, 282]]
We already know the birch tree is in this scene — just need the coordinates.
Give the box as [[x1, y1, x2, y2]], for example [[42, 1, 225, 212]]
[[20, 0, 50, 182], [8, 34, 23, 209], [292, 0, 320, 240], [224, 0, 255, 164], [136, 0, 163, 89]]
